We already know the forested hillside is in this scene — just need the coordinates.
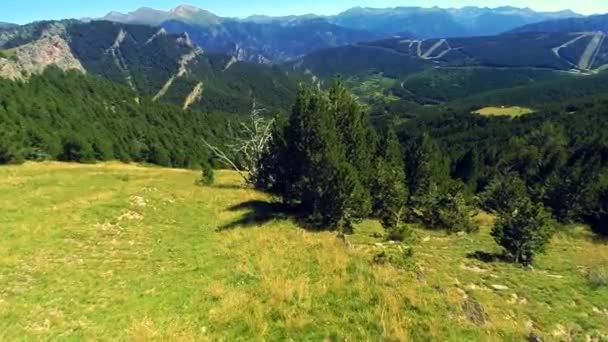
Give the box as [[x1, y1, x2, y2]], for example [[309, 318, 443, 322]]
[[0, 68, 232, 167]]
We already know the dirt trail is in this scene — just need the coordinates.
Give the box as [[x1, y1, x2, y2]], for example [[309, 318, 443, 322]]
[[551, 32, 606, 70], [551, 33, 591, 59], [421, 39, 447, 59], [578, 32, 605, 70], [398, 38, 451, 60]]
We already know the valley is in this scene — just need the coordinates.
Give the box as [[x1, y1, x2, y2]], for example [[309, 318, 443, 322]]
[[1, 3, 608, 341]]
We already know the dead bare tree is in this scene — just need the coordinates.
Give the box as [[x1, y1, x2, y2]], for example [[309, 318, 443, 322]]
[[202, 100, 274, 185]]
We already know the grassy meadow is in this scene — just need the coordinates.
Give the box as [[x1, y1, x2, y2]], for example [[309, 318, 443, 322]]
[[0, 162, 606, 341], [473, 106, 535, 117]]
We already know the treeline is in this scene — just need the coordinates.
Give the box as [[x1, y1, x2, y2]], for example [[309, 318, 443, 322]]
[[401, 103, 608, 237], [0, 67, 232, 167], [254, 81, 606, 265]]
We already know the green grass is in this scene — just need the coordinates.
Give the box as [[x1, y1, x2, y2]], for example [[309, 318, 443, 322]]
[[0, 48, 17, 60], [0, 162, 607, 340], [473, 106, 535, 117]]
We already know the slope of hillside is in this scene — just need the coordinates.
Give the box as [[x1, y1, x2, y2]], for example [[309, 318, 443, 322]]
[[0, 22, 17, 29], [101, 5, 582, 62], [510, 14, 608, 34], [161, 18, 387, 63], [0, 163, 606, 340], [242, 6, 581, 37], [297, 32, 608, 78], [0, 68, 233, 167], [319, 6, 580, 37], [0, 20, 306, 114]]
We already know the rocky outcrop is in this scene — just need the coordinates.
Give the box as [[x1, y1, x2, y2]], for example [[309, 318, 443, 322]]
[[183, 82, 204, 110], [145, 28, 167, 45], [0, 35, 85, 80], [153, 47, 203, 101]]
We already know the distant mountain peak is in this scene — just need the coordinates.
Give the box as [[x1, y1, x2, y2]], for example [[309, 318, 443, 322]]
[[171, 5, 203, 16]]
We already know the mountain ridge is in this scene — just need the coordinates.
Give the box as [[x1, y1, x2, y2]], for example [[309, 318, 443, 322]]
[[103, 4, 584, 38], [0, 20, 307, 114], [509, 13, 608, 33]]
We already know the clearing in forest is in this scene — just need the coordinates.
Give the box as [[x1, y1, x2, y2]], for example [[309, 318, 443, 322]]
[[473, 106, 535, 117]]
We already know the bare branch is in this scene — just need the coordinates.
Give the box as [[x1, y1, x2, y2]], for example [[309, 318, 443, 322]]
[[201, 99, 275, 185]]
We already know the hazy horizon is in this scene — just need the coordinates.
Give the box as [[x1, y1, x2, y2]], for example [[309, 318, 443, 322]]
[[1, 0, 606, 25]]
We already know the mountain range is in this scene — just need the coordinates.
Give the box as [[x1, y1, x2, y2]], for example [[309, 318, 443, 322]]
[[0, 20, 305, 114], [510, 13, 608, 33], [101, 5, 584, 63], [0, 22, 17, 29], [2, 4, 608, 121]]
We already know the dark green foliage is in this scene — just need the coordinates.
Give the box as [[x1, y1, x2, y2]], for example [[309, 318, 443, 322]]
[[453, 149, 480, 187], [0, 128, 23, 164], [258, 82, 375, 231], [148, 144, 171, 167], [59, 135, 95, 163], [200, 161, 215, 186], [582, 174, 608, 236], [492, 195, 554, 265], [415, 183, 476, 233], [478, 173, 528, 214], [65, 21, 305, 115], [405, 133, 449, 200], [371, 129, 408, 234], [0, 68, 232, 167]]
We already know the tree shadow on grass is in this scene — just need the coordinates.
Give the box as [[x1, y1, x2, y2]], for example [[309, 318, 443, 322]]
[[467, 251, 511, 263], [217, 200, 297, 231]]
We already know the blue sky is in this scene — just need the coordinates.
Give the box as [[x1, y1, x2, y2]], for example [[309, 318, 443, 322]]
[[2, 0, 606, 24]]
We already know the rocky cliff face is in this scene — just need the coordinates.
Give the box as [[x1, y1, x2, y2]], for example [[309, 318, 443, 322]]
[[0, 35, 85, 80]]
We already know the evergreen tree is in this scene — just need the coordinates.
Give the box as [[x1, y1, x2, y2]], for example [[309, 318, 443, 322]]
[[258, 84, 373, 231], [200, 161, 215, 186], [501, 123, 567, 200], [148, 143, 171, 167], [329, 80, 376, 190], [59, 135, 95, 163], [453, 149, 480, 187], [416, 183, 476, 233], [371, 129, 408, 235], [479, 173, 528, 214], [492, 196, 554, 265], [406, 132, 447, 200], [0, 128, 23, 164]]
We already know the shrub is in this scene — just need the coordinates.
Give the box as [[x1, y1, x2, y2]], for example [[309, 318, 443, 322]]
[[0, 132, 23, 165], [586, 266, 608, 289], [491, 196, 554, 265], [200, 162, 215, 186], [415, 184, 476, 233], [58, 135, 95, 163], [478, 173, 527, 213]]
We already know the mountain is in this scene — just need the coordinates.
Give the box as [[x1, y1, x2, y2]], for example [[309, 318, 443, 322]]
[[0, 22, 17, 29], [330, 6, 582, 37], [102, 5, 221, 26], [161, 18, 387, 63], [237, 6, 582, 38], [0, 20, 306, 114], [510, 13, 608, 33], [289, 31, 608, 118], [103, 6, 388, 63], [294, 32, 608, 78]]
